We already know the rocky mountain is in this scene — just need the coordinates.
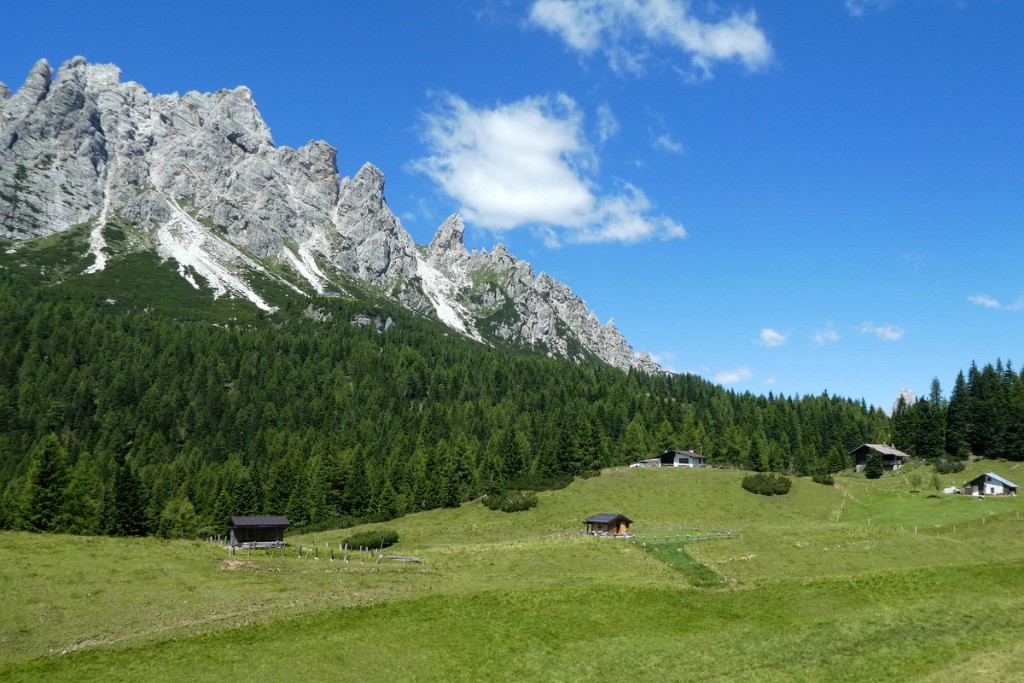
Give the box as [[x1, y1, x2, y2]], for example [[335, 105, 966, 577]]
[[0, 57, 662, 374]]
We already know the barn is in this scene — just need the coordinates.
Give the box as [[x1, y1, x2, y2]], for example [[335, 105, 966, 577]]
[[584, 513, 633, 536], [229, 515, 289, 548]]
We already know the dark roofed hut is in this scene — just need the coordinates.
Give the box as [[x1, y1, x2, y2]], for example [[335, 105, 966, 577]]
[[229, 515, 289, 548], [584, 513, 633, 536], [849, 444, 911, 472]]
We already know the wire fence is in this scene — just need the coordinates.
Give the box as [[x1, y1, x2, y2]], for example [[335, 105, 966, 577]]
[[538, 525, 740, 544], [632, 528, 740, 545]]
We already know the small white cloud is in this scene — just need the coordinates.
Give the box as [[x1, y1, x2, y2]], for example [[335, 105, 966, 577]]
[[757, 328, 788, 347], [859, 321, 906, 341], [845, 0, 893, 17], [412, 93, 685, 244], [528, 0, 773, 79], [969, 294, 1024, 311], [716, 366, 753, 384], [969, 294, 1002, 309], [652, 133, 684, 155], [812, 322, 840, 346], [596, 103, 619, 143]]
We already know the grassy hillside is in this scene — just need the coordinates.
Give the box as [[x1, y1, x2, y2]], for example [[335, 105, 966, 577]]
[[3, 460, 1024, 681]]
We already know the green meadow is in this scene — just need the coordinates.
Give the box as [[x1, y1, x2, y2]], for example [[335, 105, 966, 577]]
[[3, 460, 1024, 682]]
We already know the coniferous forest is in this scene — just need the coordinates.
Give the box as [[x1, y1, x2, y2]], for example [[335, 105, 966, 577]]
[[2, 263, 1012, 540]]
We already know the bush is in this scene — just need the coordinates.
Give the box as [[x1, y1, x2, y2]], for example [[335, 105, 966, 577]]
[[482, 491, 539, 512], [343, 528, 399, 549], [864, 452, 884, 479], [935, 458, 966, 474], [742, 472, 792, 496], [811, 473, 834, 486]]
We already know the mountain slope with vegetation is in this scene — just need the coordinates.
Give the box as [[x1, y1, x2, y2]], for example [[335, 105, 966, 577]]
[[0, 238, 890, 535]]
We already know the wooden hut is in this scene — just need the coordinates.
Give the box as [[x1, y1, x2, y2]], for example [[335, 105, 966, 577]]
[[584, 513, 633, 536], [849, 444, 911, 472], [229, 515, 289, 548]]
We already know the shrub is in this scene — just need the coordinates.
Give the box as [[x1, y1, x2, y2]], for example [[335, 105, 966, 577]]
[[742, 472, 792, 496], [864, 452, 884, 479], [935, 458, 966, 474], [482, 491, 538, 512], [343, 528, 399, 549], [811, 473, 834, 486]]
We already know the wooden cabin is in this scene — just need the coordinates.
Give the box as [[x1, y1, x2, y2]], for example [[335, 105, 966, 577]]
[[849, 444, 911, 472], [963, 473, 1018, 497], [584, 513, 633, 536], [229, 515, 289, 547]]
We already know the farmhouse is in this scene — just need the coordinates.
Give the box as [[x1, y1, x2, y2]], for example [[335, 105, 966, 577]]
[[963, 473, 1018, 497], [584, 513, 633, 536], [229, 515, 289, 547], [850, 444, 911, 472], [634, 448, 706, 468]]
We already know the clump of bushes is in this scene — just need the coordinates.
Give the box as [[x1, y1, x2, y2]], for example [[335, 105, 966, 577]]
[[742, 472, 792, 496], [343, 528, 399, 549], [811, 473, 834, 486], [934, 457, 966, 474], [482, 490, 538, 512]]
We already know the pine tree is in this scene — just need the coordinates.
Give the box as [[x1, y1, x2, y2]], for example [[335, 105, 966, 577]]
[[621, 414, 650, 464], [864, 451, 884, 479], [106, 457, 148, 536], [944, 370, 970, 458], [20, 434, 69, 532]]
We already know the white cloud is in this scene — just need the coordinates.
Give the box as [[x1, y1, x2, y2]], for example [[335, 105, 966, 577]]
[[528, 0, 773, 79], [858, 321, 906, 341], [716, 366, 753, 384], [412, 93, 685, 244], [969, 294, 1024, 311], [757, 328, 788, 347], [596, 102, 619, 142], [812, 322, 840, 345], [845, 0, 893, 17], [652, 132, 684, 154]]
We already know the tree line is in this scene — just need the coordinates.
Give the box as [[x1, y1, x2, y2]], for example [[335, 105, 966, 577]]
[[891, 360, 1024, 462], [0, 270, 893, 537]]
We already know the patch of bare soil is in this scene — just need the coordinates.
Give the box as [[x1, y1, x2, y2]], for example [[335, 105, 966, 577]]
[[218, 558, 257, 571]]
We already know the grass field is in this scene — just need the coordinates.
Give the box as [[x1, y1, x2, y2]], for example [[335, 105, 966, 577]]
[[2, 460, 1024, 681]]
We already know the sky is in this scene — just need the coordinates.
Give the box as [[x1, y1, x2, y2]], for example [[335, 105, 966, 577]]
[[2, 0, 1022, 411]]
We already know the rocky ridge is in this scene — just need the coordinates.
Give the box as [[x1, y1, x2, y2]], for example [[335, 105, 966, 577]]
[[0, 57, 662, 374]]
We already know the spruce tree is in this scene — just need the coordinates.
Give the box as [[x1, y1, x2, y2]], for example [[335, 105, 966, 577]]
[[106, 457, 148, 536], [864, 451, 884, 479], [20, 434, 69, 532]]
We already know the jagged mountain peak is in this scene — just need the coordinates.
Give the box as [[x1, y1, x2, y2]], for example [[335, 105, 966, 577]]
[[429, 214, 466, 255], [0, 56, 664, 376]]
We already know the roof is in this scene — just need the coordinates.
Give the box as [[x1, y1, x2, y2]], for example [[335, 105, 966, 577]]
[[584, 513, 633, 525], [967, 472, 1019, 489], [849, 444, 911, 458], [231, 515, 290, 527], [661, 449, 705, 458]]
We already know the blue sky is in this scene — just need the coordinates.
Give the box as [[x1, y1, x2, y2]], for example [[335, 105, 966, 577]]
[[3, 0, 1022, 410]]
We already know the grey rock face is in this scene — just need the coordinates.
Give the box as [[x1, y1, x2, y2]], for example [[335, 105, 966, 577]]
[[0, 57, 663, 375]]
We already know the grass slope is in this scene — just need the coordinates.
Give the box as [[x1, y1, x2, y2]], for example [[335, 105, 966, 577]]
[[3, 461, 1024, 681]]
